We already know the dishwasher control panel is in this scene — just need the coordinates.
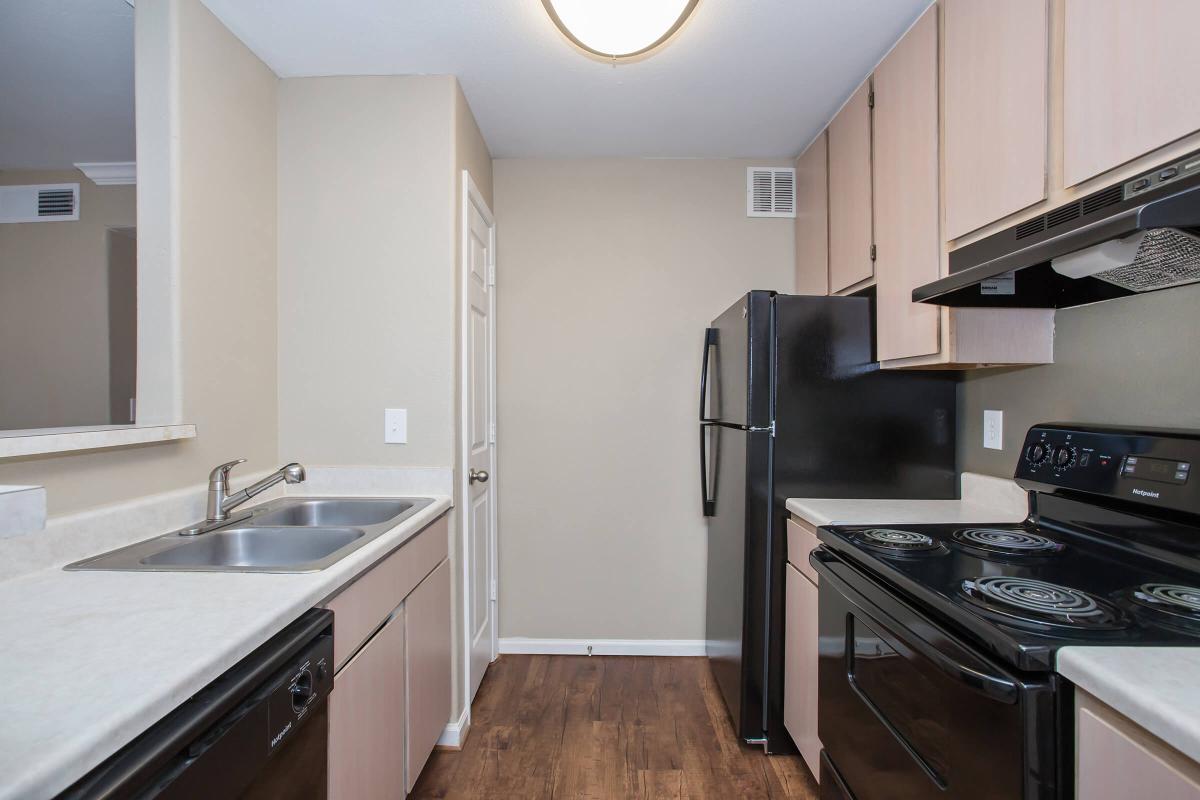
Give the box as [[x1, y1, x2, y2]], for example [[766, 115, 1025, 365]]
[[266, 630, 334, 751]]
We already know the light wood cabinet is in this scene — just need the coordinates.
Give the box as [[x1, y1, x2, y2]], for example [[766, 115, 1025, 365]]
[[943, 0, 1048, 240], [1076, 690, 1200, 799], [328, 611, 406, 800], [873, 5, 941, 362], [405, 558, 452, 793], [324, 514, 452, 798], [784, 517, 821, 781], [794, 131, 829, 296], [1063, 0, 1200, 187], [827, 79, 874, 293]]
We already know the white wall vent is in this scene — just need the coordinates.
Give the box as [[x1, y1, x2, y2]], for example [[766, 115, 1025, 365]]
[[0, 183, 80, 223], [746, 168, 796, 218]]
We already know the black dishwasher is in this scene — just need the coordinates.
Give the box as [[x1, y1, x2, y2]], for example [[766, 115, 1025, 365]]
[[59, 609, 334, 799]]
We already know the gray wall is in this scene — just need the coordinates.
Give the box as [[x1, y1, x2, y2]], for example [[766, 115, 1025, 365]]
[[958, 283, 1200, 477]]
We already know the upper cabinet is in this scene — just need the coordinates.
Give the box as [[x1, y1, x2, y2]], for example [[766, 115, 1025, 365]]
[[1063, 0, 1200, 187], [873, 5, 941, 362], [794, 132, 830, 295], [827, 79, 874, 293], [943, 0, 1048, 240]]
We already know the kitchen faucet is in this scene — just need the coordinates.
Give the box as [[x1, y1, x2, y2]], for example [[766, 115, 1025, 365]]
[[188, 459, 307, 533]]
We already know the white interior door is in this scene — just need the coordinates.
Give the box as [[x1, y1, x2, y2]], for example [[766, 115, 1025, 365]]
[[461, 171, 497, 706]]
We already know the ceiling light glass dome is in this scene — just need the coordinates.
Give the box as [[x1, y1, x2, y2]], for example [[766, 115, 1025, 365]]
[[542, 0, 699, 60]]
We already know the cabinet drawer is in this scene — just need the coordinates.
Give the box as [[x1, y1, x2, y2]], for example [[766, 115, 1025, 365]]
[[324, 513, 449, 670], [786, 517, 821, 584]]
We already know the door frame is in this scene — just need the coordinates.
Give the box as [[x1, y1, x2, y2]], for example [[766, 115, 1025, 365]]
[[458, 169, 498, 720]]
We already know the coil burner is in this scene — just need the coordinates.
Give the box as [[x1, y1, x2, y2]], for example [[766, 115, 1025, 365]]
[[961, 576, 1128, 631], [951, 528, 1064, 558], [852, 528, 944, 557], [1126, 583, 1200, 633]]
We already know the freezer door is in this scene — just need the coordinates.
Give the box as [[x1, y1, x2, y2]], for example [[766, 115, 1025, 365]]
[[707, 292, 773, 429]]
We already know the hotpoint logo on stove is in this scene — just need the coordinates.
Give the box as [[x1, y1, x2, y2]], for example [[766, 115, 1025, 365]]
[[1132, 488, 1162, 500]]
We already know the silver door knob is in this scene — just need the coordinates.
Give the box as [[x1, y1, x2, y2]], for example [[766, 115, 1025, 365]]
[[469, 469, 489, 484]]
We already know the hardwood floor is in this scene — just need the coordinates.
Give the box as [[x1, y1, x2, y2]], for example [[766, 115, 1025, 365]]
[[410, 655, 818, 800]]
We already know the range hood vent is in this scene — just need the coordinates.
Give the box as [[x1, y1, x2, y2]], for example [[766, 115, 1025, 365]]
[[914, 149, 1200, 308]]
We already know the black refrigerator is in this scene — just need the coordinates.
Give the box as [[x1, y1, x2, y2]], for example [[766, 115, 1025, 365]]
[[700, 291, 957, 753]]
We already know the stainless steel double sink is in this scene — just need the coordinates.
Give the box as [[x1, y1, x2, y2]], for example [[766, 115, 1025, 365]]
[[66, 497, 434, 573]]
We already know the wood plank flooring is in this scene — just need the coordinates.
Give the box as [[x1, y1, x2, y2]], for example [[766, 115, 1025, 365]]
[[410, 655, 817, 800]]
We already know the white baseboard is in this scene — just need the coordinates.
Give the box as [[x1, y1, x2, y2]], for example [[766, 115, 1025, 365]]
[[437, 706, 470, 748], [498, 638, 706, 657]]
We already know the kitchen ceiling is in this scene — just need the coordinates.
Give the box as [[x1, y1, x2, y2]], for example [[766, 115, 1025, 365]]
[[200, 0, 932, 159], [0, 0, 135, 171]]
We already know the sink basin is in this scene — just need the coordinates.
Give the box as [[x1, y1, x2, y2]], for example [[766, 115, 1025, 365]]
[[65, 496, 435, 573], [252, 499, 413, 528], [140, 526, 364, 569]]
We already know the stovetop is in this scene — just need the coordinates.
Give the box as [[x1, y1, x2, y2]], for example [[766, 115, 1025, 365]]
[[815, 424, 1200, 671], [818, 517, 1200, 671]]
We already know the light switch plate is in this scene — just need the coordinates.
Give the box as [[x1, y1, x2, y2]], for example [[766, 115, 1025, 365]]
[[385, 408, 407, 444], [983, 409, 1003, 450]]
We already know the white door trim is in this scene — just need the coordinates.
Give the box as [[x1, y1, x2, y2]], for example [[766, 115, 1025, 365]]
[[459, 169, 497, 726]]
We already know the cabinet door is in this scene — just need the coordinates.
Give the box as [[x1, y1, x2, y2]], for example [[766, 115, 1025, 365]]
[[405, 559, 452, 792], [1077, 691, 1200, 799], [827, 79, 873, 293], [328, 611, 405, 800], [943, 0, 1047, 239], [794, 132, 829, 295], [784, 564, 820, 781], [873, 5, 941, 362], [1064, 0, 1200, 187]]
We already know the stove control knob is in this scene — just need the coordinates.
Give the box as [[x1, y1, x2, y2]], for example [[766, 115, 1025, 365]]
[[1025, 442, 1048, 465], [1053, 445, 1076, 469]]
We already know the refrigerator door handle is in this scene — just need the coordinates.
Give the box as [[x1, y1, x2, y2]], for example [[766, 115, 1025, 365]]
[[700, 423, 716, 517], [700, 327, 718, 423]]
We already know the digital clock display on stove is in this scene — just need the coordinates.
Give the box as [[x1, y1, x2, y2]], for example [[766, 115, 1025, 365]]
[[1122, 455, 1190, 485]]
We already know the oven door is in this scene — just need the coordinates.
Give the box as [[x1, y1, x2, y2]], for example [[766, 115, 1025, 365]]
[[810, 548, 1062, 800]]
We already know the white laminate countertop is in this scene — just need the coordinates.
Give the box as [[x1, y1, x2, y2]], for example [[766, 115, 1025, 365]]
[[785, 472, 1029, 528], [1058, 647, 1200, 764], [0, 496, 451, 800]]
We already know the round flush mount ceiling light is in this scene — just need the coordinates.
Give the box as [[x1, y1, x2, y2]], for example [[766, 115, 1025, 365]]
[[542, 0, 700, 61]]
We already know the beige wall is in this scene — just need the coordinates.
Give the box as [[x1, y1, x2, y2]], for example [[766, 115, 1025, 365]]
[[0, 171, 135, 430], [959, 283, 1200, 476], [278, 74, 492, 720], [0, 0, 279, 515], [494, 158, 794, 640], [276, 76, 456, 468]]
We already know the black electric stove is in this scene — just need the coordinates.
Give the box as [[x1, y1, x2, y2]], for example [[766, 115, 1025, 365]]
[[810, 424, 1200, 800]]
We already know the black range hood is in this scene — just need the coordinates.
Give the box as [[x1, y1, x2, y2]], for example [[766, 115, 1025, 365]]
[[914, 149, 1200, 308]]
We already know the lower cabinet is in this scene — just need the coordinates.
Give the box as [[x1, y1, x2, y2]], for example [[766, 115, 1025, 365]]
[[324, 514, 451, 799], [328, 611, 406, 800], [784, 517, 822, 781], [784, 564, 820, 779], [405, 559, 452, 793], [1076, 690, 1200, 799]]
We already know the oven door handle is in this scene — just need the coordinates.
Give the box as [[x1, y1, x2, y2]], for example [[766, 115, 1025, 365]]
[[811, 548, 1020, 704]]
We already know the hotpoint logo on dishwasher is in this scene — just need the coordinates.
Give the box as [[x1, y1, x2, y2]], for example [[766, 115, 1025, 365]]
[[271, 721, 293, 748]]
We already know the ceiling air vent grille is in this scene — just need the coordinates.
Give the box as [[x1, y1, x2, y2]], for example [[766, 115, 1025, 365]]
[[0, 183, 80, 223], [1046, 203, 1081, 229], [1080, 185, 1125, 216], [747, 168, 796, 218], [1015, 217, 1045, 240]]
